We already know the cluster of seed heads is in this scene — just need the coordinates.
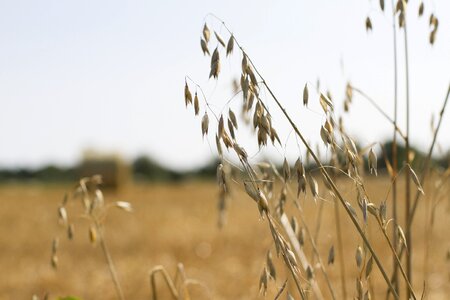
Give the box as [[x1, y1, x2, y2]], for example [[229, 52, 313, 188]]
[[51, 175, 132, 269], [364, 0, 439, 46], [183, 14, 442, 299]]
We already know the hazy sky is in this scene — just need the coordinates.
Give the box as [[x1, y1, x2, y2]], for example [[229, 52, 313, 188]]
[[0, 0, 449, 170]]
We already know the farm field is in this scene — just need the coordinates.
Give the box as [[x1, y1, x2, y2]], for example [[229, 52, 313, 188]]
[[0, 177, 448, 299]]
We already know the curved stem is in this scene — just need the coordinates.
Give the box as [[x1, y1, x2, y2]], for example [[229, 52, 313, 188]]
[[95, 220, 125, 300]]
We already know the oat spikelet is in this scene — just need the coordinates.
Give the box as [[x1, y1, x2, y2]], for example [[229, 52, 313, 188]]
[[283, 158, 290, 181], [209, 47, 220, 78], [308, 175, 319, 202], [214, 31, 226, 47], [201, 112, 209, 137], [202, 23, 210, 42], [365, 17, 373, 32], [200, 38, 210, 56], [368, 148, 377, 176], [418, 2, 424, 17], [228, 109, 238, 129], [355, 246, 363, 268], [194, 92, 200, 115], [407, 164, 424, 194], [89, 225, 97, 244], [319, 93, 333, 113], [365, 256, 373, 278], [303, 83, 308, 106], [328, 245, 335, 265], [184, 82, 192, 106], [226, 35, 234, 56], [379, 0, 385, 11]]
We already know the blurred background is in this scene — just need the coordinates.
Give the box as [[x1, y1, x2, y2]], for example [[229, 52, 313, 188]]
[[0, 0, 449, 299]]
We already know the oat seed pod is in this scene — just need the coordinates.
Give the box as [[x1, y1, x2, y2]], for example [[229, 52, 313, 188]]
[[355, 246, 363, 268], [200, 38, 210, 56], [328, 245, 335, 265], [228, 109, 238, 129], [202, 23, 210, 42], [418, 2, 424, 17], [214, 31, 225, 47], [226, 35, 234, 56], [184, 82, 192, 106], [201, 112, 209, 137], [194, 92, 199, 115], [368, 148, 377, 176], [303, 83, 309, 106], [365, 17, 373, 32]]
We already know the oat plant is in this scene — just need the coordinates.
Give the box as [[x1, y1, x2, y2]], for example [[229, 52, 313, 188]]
[[184, 3, 447, 298]]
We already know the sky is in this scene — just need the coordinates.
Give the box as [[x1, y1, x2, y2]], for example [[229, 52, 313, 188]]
[[0, 0, 449, 170]]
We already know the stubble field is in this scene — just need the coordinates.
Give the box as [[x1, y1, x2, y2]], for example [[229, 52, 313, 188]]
[[0, 177, 448, 299]]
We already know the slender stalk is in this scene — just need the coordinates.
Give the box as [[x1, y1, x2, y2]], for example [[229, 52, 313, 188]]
[[379, 221, 417, 299], [390, 0, 400, 295], [95, 220, 125, 300], [403, 15, 412, 298], [334, 195, 348, 299], [386, 84, 450, 298]]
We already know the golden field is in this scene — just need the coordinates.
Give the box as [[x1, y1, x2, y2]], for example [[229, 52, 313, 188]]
[[0, 177, 448, 299]]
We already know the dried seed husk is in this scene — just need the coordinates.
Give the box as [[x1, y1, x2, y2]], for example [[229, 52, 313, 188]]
[[89, 225, 97, 244], [286, 249, 298, 267], [214, 31, 225, 47], [283, 158, 290, 181], [244, 182, 258, 202], [418, 2, 424, 17], [184, 82, 192, 106], [115, 201, 133, 212], [51, 254, 58, 269], [366, 16, 373, 32], [68, 223, 75, 240], [306, 265, 313, 280], [269, 127, 281, 145], [209, 48, 220, 78], [58, 206, 68, 225], [368, 148, 377, 176], [356, 246, 363, 268], [227, 118, 235, 139], [259, 267, 268, 295], [201, 112, 209, 137], [233, 143, 247, 159], [407, 164, 424, 194], [194, 92, 199, 115], [429, 29, 436, 45], [226, 35, 234, 56], [320, 126, 332, 145], [218, 115, 225, 137], [365, 256, 373, 278], [266, 251, 276, 279], [202, 23, 210, 42], [297, 175, 307, 197], [242, 53, 248, 74], [229, 109, 238, 129], [399, 11, 405, 28], [298, 227, 305, 246], [295, 158, 305, 178], [379, 0, 385, 11], [308, 175, 319, 202], [200, 38, 210, 56], [328, 245, 335, 265], [303, 83, 308, 106], [397, 224, 408, 250], [215, 134, 222, 156], [319, 93, 334, 113]]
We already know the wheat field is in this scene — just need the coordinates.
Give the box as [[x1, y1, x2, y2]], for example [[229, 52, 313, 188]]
[[0, 178, 448, 299]]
